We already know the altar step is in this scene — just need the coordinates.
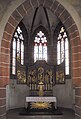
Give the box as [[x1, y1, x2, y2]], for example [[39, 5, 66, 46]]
[[7, 116, 63, 119], [7, 107, 75, 119]]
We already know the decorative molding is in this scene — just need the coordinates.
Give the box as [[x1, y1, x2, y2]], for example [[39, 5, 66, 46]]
[[75, 87, 81, 89], [0, 98, 6, 100], [0, 105, 6, 108], [0, 87, 6, 89], [75, 105, 81, 109], [0, 113, 6, 117], [75, 113, 81, 118]]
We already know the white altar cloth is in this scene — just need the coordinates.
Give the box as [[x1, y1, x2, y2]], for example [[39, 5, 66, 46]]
[[26, 97, 57, 109]]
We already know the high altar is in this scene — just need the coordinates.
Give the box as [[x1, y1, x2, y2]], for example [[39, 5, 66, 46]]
[[26, 60, 55, 109], [17, 60, 65, 109]]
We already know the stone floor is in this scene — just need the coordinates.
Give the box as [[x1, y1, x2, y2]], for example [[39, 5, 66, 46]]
[[6, 107, 75, 119]]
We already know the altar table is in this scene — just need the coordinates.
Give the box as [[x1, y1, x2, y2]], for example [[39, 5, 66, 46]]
[[25, 97, 57, 109]]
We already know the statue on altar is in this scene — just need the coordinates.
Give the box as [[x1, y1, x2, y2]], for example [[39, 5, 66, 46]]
[[38, 81, 44, 96]]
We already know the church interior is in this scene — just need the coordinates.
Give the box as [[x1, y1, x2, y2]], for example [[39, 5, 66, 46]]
[[0, 0, 81, 119]]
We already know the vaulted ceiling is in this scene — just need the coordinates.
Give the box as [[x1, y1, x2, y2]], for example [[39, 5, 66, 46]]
[[22, 6, 59, 32], [22, 0, 81, 33], [0, 0, 81, 34]]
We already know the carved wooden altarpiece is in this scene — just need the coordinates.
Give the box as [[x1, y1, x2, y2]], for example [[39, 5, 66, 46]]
[[27, 60, 55, 96]]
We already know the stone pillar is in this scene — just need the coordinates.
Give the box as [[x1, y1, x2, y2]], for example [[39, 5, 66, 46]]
[[0, 87, 6, 119], [75, 87, 81, 119]]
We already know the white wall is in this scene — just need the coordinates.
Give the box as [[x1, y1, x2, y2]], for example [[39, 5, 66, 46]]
[[6, 80, 29, 111], [53, 79, 74, 109]]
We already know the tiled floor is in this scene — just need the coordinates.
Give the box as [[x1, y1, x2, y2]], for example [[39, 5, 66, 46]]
[[6, 107, 75, 119]]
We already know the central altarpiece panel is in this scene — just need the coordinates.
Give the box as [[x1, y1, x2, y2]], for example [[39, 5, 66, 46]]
[[27, 60, 55, 96]]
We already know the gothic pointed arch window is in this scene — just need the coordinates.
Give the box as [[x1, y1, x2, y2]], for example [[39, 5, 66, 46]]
[[57, 25, 70, 76], [34, 30, 47, 62], [10, 22, 27, 82]]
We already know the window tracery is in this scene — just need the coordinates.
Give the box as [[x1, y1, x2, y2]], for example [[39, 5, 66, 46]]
[[34, 31, 47, 62], [57, 26, 69, 75]]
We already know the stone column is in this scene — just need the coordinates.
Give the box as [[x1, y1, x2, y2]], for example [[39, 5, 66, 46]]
[[0, 87, 6, 119]]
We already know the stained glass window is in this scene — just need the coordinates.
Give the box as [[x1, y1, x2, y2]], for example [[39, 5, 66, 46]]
[[34, 31, 47, 62], [57, 26, 69, 75], [11, 24, 25, 76]]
